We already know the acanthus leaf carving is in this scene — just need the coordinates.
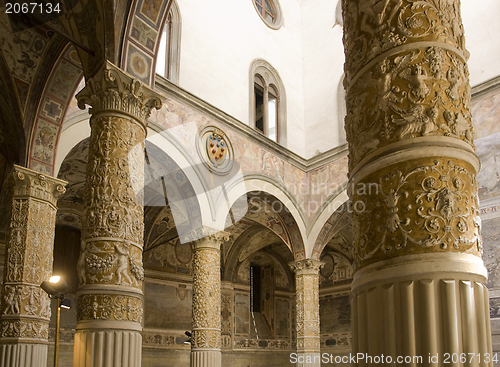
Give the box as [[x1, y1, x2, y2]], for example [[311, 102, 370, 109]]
[[76, 61, 164, 126]]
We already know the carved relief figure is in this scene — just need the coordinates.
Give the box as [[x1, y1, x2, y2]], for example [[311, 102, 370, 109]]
[[400, 64, 430, 102], [358, 0, 403, 35], [392, 105, 438, 139], [4, 286, 21, 314], [77, 240, 87, 285], [115, 242, 132, 285], [444, 110, 474, 142], [435, 187, 457, 220], [446, 68, 460, 101], [425, 46, 444, 78]]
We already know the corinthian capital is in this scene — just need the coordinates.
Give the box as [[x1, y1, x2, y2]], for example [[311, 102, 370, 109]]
[[76, 61, 164, 127], [289, 259, 324, 275], [10, 165, 66, 206], [183, 227, 231, 250]]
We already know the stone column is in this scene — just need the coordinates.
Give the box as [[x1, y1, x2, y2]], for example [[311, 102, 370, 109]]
[[0, 166, 66, 367], [72, 61, 163, 367], [188, 228, 229, 367], [289, 260, 323, 367], [342, 1, 492, 365]]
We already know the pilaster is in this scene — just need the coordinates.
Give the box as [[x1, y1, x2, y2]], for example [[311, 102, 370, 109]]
[[289, 259, 323, 367], [0, 166, 66, 367]]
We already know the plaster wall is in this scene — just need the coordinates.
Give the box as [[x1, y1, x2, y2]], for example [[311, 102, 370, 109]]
[[461, 0, 500, 87], [301, 0, 345, 158], [176, 0, 307, 156]]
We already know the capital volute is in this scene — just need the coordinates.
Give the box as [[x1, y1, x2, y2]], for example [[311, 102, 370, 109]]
[[289, 259, 325, 276], [76, 61, 165, 127], [10, 165, 67, 206]]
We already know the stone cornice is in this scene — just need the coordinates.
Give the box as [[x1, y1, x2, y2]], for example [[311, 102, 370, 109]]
[[77, 61, 164, 128], [154, 75, 348, 172], [10, 165, 66, 206], [471, 75, 500, 100]]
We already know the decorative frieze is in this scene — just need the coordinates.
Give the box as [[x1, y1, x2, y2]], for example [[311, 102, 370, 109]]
[[342, 0, 467, 87], [352, 157, 482, 268], [77, 294, 143, 323], [233, 337, 291, 350], [320, 333, 352, 350]]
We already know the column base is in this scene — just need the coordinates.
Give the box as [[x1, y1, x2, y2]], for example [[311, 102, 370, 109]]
[[190, 350, 221, 367], [294, 352, 321, 367], [73, 330, 141, 367], [352, 254, 492, 366], [0, 343, 48, 367]]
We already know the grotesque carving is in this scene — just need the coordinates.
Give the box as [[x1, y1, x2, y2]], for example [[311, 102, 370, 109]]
[[73, 62, 163, 367], [289, 259, 323, 354], [0, 166, 66, 345]]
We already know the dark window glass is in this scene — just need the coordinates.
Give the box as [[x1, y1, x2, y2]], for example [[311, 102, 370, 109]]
[[255, 0, 275, 24], [255, 80, 264, 134], [250, 265, 261, 312]]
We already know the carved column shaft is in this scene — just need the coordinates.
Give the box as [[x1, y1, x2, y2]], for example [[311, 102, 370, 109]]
[[290, 260, 323, 367], [73, 61, 163, 367], [342, 0, 492, 363], [0, 166, 66, 367], [190, 229, 229, 367]]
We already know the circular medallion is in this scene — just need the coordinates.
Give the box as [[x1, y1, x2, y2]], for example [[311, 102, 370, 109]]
[[320, 253, 335, 278], [175, 239, 193, 265], [197, 126, 234, 175]]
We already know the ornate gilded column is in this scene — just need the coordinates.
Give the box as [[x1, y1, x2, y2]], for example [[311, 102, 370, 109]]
[[188, 228, 229, 367], [342, 1, 492, 365], [0, 166, 66, 367], [289, 260, 323, 367], [73, 61, 163, 367]]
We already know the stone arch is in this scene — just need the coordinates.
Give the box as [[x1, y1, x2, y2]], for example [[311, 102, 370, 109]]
[[27, 44, 84, 175], [120, 0, 175, 87], [311, 198, 353, 263], [0, 52, 25, 165], [213, 176, 307, 259]]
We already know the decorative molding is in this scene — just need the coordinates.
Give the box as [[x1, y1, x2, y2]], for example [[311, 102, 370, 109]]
[[471, 75, 500, 100], [154, 77, 349, 172], [77, 294, 143, 323]]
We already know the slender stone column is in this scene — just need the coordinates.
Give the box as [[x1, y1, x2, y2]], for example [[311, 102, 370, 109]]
[[289, 260, 323, 367], [188, 228, 229, 367], [73, 61, 163, 367], [0, 166, 66, 367], [342, 1, 492, 365]]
